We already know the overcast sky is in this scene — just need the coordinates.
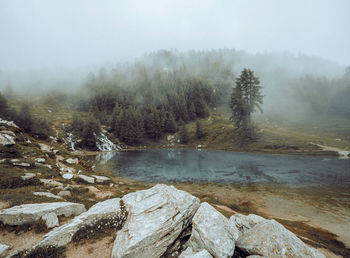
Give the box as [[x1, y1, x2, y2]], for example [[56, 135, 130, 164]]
[[1, 0, 349, 70]]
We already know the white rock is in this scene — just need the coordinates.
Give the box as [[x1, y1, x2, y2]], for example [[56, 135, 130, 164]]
[[1, 130, 15, 137], [40, 179, 63, 188], [0, 243, 9, 256], [0, 118, 18, 128], [35, 158, 46, 163], [41, 212, 59, 228], [236, 220, 325, 258], [229, 214, 266, 236], [39, 143, 52, 152], [32, 198, 126, 249], [187, 202, 239, 258], [92, 175, 110, 183], [78, 174, 95, 184], [0, 202, 85, 226], [112, 184, 200, 258], [0, 133, 15, 146], [57, 190, 71, 197], [21, 173, 36, 180], [14, 162, 31, 167], [33, 192, 63, 200], [10, 159, 19, 162], [66, 158, 79, 164], [180, 248, 213, 258], [62, 173, 73, 180]]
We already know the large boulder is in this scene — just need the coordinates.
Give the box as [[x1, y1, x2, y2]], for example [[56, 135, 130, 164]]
[[31, 198, 126, 249], [186, 202, 239, 258], [0, 243, 9, 256], [236, 219, 325, 258], [112, 184, 200, 258], [179, 248, 213, 258], [229, 214, 265, 236], [0, 132, 15, 146], [0, 202, 85, 228]]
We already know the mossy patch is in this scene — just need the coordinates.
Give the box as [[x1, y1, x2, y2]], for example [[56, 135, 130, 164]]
[[72, 200, 128, 244], [12, 245, 66, 258]]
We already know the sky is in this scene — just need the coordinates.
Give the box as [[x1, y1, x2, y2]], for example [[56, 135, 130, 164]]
[[1, 0, 350, 70]]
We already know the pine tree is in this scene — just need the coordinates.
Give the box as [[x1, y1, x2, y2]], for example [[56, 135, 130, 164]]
[[230, 69, 263, 142], [179, 122, 189, 144], [163, 112, 177, 133], [17, 104, 34, 133], [195, 120, 206, 139], [80, 116, 101, 150]]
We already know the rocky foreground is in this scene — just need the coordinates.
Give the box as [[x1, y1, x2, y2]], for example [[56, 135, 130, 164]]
[[0, 184, 325, 258]]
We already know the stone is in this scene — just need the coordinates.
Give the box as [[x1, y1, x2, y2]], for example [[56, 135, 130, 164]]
[[39, 143, 52, 152], [229, 214, 266, 236], [180, 248, 213, 258], [33, 192, 63, 200], [236, 220, 325, 258], [0, 243, 9, 256], [0, 202, 85, 226], [186, 202, 239, 258], [0, 118, 18, 128], [66, 158, 79, 164], [41, 212, 59, 228], [40, 179, 64, 188], [32, 198, 126, 249], [57, 190, 71, 197], [112, 184, 200, 258], [78, 174, 95, 184], [21, 173, 36, 180], [62, 173, 73, 180], [0, 132, 15, 146], [14, 162, 31, 167], [35, 158, 46, 163], [92, 175, 110, 183]]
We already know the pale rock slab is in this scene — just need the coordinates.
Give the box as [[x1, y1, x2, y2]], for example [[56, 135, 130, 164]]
[[13, 162, 30, 167], [112, 184, 200, 258], [0, 132, 15, 146], [0, 243, 9, 256], [57, 190, 71, 197], [236, 219, 325, 258], [78, 174, 95, 184], [32, 198, 126, 249], [62, 173, 73, 180], [92, 175, 110, 183], [180, 248, 213, 258], [186, 202, 239, 258], [0, 118, 18, 128], [35, 158, 46, 163], [21, 173, 36, 180], [0, 202, 85, 226], [41, 212, 59, 228], [40, 179, 63, 188], [229, 214, 266, 236], [33, 192, 63, 200], [39, 143, 52, 152], [66, 158, 79, 164]]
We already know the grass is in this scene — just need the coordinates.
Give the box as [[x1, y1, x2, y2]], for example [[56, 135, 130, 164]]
[[72, 200, 128, 244]]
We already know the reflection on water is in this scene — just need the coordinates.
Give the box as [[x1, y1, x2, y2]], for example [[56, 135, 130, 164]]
[[95, 151, 117, 164], [97, 149, 350, 186]]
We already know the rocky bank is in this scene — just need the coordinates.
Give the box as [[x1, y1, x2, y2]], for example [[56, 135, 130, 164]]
[[0, 184, 325, 258]]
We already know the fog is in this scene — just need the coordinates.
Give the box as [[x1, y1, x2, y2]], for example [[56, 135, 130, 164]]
[[0, 0, 350, 121], [1, 0, 349, 70]]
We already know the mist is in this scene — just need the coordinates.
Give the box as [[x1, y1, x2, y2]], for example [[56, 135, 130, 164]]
[[1, 0, 350, 122]]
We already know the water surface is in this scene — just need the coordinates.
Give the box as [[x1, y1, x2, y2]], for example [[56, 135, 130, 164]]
[[96, 149, 350, 186]]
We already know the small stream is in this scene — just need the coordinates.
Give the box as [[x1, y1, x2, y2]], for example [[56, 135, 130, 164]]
[[95, 149, 350, 186]]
